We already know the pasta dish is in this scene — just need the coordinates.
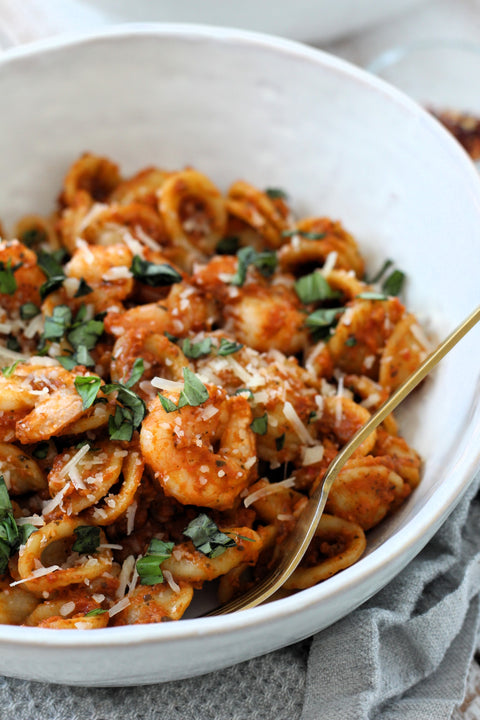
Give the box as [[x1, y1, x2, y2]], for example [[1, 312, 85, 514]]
[[0, 154, 429, 627]]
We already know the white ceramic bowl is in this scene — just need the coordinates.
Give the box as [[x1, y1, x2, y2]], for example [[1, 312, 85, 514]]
[[82, 0, 430, 43], [0, 25, 479, 686]]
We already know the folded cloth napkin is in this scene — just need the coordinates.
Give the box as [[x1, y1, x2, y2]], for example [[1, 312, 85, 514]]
[[0, 472, 478, 720]]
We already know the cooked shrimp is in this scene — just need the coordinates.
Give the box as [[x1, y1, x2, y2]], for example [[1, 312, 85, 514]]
[[8, 363, 107, 444], [64, 242, 134, 313], [140, 386, 256, 510], [224, 283, 309, 355], [104, 301, 170, 338], [110, 330, 190, 400]]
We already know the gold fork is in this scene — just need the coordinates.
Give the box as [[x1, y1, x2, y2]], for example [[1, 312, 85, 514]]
[[206, 305, 480, 615]]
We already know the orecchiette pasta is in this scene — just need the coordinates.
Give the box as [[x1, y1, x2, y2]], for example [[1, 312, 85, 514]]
[[0, 154, 428, 627]]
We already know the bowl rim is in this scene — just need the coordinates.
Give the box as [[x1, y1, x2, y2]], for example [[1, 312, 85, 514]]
[[0, 22, 479, 651]]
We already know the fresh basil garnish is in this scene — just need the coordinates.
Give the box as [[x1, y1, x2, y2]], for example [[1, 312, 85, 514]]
[[136, 538, 174, 586], [294, 271, 340, 304], [130, 255, 182, 287], [183, 514, 236, 558], [0, 260, 17, 296], [250, 413, 268, 435], [72, 526, 101, 555]]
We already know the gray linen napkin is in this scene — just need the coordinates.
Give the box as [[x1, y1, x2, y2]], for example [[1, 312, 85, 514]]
[[1, 473, 479, 720]]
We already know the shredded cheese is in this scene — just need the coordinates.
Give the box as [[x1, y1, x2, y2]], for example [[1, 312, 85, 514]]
[[108, 597, 131, 617], [244, 476, 296, 508], [10, 565, 61, 586], [283, 401, 315, 446]]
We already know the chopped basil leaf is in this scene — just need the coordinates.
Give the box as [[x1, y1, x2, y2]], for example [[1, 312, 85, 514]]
[[136, 538, 174, 586], [0, 477, 38, 574], [158, 393, 178, 413], [364, 258, 394, 285], [32, 442, 50, 460], [57, 355, 77, 371], [0, 260, 17, 295], [253, 250, 278, 278], [305, 307, 345, 329], [72, 526, 101, 555], [40, 276, 65, 300], [382, 269, 405, 296], [183, 514, 236, 558], [182, 337, 212, 359], [265, 187, 288, 200], [130, 255, 182, 287], [37, 249, 67, 276], [37, 249, 66, 299], [19, 302, 40, 320], [250, 412, 268, 435], [74, 278, 93, 298], [125, 358, 145, 388], [1, 360, 19, 378], [345, 336, 357, 347], [177, 367, 209, 409], [75, 345, 95, 367], [108, 405, 135, 441], [356, 292, 388, 301], [230, 247, 277, 287], [18, 524, 36, 545], [275, 433, 285, 451], [6, 336, 21, 352], [84, 608, 107, 616], [43, 305, 72, 341], [215, 236, 240, 255], [282, 229, 326, 240], [164, 331, 179, 343], [101, 383, 146, 441], [74, 376, 102, 410], [230, 247, 256, 286], [217, 338, 243, 356], [67, 317, 104, 352], [294, 271, 340, 304], [0, 477, 12, 515]]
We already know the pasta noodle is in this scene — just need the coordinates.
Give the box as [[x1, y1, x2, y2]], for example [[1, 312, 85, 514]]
[[0, 153, 428, 627]]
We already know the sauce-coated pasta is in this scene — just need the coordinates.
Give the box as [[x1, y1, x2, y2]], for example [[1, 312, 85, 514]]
[[0, 154, 428, 626]]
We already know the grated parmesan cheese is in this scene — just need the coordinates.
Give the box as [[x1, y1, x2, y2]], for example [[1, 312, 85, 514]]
[[108, 597, 131, 617], [10, 565, 61, 587], [244, 476, 296, 508], [60, 601, 76, 617], [116, 555, 135, 599], [151, 376, 184, 391], [301, 444, 325, 466], [58, 443, 91, 479], [163, 569, 180, 593], [283, 401, 315, 446], [320, 251, 338, 278]]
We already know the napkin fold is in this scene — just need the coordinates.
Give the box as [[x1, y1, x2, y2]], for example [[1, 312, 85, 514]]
[[1, 474, 479, 720]]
